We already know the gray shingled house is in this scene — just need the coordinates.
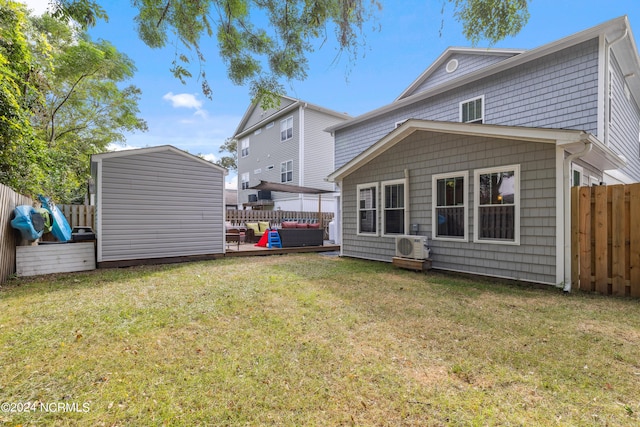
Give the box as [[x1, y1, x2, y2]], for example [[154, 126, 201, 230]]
[[327, 16, 640, 290], [91, 145, 227, 266]]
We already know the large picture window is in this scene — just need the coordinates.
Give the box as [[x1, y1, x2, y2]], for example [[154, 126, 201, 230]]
[[474, 165, 520, 244], [460, 96, 484, 124], [432, 171, 468, 240], [280, 116, 293, 141], [382, 179, 406, 235], [357, 183, 378, 235]]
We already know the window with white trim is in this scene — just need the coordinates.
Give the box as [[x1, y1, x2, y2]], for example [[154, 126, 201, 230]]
[[432, 171, 468, 240], [241, 172, 250, 190], [266, 122, 274, 129], [357, 183, 378, 235], [474, 165, 520, 244], [280, 116, 293, 141], [571, 164, 584, 187], [460, 96, 484, 124], [382, 179, 406, 235], [240, 138, 249, 157], [281, 160, 293, 183]]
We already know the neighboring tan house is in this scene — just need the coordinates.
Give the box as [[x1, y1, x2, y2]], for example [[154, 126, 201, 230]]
[[327, 16, 640, 290], [233, 95, 350, 211]]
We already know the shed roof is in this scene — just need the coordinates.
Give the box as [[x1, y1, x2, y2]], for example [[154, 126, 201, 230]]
[[91, 145, 228, 175]]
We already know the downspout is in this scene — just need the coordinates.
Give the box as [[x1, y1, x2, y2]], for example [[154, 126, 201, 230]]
[[604, 29, 628, 146], [299, 103, 307, 211], [404, 169, 410, 234], [562, 137, 592, 292]]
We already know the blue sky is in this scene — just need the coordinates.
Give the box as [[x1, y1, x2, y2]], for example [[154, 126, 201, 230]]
[[21, 1, 640, 188]]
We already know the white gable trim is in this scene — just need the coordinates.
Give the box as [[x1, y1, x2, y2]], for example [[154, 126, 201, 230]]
[[91, 145, 228, 174], [327, 120, 625, 183]]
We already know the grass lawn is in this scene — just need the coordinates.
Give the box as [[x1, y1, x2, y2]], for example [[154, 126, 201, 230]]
[[1, 253, 639, 426]]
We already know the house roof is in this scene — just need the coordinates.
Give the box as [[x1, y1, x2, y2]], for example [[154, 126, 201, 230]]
[[326, 119, 626, 182], [91, 145, 228, 175], [395, 47, 524, 101], [326, 16, 640, 133], [233, 95, 350, 139]]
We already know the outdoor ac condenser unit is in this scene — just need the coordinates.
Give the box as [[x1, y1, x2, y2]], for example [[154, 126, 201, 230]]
[[395, 235, 428, 260]]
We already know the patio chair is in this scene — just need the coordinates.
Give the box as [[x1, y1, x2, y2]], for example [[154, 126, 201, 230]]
[[225, 228, 243, 250]]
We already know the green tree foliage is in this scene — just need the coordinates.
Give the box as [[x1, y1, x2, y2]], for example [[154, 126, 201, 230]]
[[216, 137, 237, 170], [52, 0, 529, 108], [0, 1, 147, 202], [29, 14, 147, 201], [0, 0, 46, 195]]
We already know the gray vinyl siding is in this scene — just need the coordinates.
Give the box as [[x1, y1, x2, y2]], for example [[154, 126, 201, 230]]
[[335, 39, 600, 169], [302, 108, 342, 191], [609, 53, 640, 181], [237, 111, 300, 203], [242, 98, 296, 131], [99, 150, 224, 262], [408, 52, 518, 97], [341, 131, 558, 285]]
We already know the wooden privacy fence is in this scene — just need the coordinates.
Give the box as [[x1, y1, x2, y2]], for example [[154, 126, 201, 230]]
[[58, 204, 95, 228], [0, 184, 33, 285], [227, 210, 334, 237], [571, 183, 640, 297]]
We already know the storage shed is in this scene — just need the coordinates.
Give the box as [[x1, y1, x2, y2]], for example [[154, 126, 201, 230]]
[[91, 145, 227, 267]]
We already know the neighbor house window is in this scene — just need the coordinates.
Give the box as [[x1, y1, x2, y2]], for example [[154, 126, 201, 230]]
[[240, 138, 249, 157], [474, 165, 520, 244], [432, 171, 468, 240], [281, 160, 293, 183], [460, 96, 484, 124], [357, 183, 378, 235], [241, 172, 250, 190], [571, 164, 584, 187], [382, 179, 407, 235], [280, 116, 293, 141]]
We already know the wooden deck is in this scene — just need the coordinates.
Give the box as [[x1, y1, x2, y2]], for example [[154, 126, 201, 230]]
[[224, 241, 340, 257]]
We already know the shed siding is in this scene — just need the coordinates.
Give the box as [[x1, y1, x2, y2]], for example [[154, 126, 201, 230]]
[[409, 52, 517, 96], [609, 53, 640, 180], [99, 150, 224, 262], [336, 39, 600, 169], [341, 131, 557, 285]]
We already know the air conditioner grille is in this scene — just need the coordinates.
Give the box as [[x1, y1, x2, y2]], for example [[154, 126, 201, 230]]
[[397, 238, 415, 257]]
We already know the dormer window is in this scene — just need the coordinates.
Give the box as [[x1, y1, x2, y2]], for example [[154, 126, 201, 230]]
[[460, 96, 484, 124]]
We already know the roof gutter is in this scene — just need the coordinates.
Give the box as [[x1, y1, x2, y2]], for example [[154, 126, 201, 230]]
[[562, 136, 592, 292]]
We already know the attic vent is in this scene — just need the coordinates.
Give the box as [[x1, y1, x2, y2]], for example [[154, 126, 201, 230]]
[[446, 59, 459, 73]]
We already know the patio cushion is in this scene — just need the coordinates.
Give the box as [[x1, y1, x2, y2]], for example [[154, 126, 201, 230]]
[[246, 222, 262, 236], [281, 221, 298, 228], [296, 223, 308, 228], [259, 221, 270, 232]]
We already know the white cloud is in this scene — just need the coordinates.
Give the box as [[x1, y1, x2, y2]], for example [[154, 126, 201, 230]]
[[200, 153, 217, 163], [162, 92, 209, 119], [106, 143, 143, 152], [19, 0, 50, 15]]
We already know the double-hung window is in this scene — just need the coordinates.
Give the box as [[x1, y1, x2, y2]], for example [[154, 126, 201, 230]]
[[474, 165, 520, 244], [241, 172, 250, 190], [281, 160, 293, 183], [460, 96, 484, 124], [280, 117, 293, 141], [357, 183, 378, 235], [382, 179, 406, 235], [240, 138, 249, 157], [432, 171, 468, 240]]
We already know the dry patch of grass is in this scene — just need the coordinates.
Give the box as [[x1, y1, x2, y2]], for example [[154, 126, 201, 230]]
[[1, 254, 639, 426]]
